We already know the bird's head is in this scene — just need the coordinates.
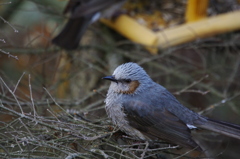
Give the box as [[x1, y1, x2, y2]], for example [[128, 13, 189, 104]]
[[103, 62, 152, 95]]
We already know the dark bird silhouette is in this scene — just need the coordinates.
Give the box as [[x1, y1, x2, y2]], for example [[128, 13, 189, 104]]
[[52, 0, 126, 50]]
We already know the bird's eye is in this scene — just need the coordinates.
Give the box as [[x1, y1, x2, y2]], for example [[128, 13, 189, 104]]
[[124, 79, 131, 83]]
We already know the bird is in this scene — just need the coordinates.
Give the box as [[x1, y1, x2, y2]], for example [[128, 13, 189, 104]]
[[52, 0, 126, 50], [102, 62, 240, 151]]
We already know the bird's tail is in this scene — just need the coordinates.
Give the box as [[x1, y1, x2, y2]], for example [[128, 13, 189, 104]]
[[52, 17, 91, 50], [199, 118, 240, 140]]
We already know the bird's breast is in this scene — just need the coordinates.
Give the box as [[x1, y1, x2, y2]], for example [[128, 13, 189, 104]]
[[105, 92, 147, 140]]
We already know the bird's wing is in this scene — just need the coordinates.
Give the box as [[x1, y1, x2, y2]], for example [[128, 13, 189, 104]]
[[122, 100, 200, 149], [70, 0, 125, 18]]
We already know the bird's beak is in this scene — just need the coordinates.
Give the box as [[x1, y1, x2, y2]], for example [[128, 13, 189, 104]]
[[102, 76, 118, 83]]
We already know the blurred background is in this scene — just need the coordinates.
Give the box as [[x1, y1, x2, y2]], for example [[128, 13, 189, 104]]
[[1, 0, 240, 158]]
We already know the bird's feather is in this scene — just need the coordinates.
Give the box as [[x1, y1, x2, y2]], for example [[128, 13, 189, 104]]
[[123, 100, 201, 150], [70, 0, 125, 18]]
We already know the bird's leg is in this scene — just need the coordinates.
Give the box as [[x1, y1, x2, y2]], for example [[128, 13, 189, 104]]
[[140, 141, 149, 159]]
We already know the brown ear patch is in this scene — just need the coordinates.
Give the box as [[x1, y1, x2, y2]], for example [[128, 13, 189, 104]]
[[120, 80, 140, 94]]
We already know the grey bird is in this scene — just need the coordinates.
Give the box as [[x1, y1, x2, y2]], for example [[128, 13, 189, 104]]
[[103, 62, 240, 150], [52, 0, 126, 50]]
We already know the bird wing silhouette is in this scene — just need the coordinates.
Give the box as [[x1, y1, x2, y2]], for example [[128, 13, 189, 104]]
[[53, 0, 126, 50], [122, 100, 200, 150], [69, 0, 125, 18]]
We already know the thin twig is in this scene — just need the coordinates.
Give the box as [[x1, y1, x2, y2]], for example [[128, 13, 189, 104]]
[[0, 16, 18, 33], [0, 39, 6, 43], [47, 109, 60, 122], [13, 72, 25, 93], [0, 77, 24, 114], [29, 74, 37, 118], [0, 2, 12, 5], [0, 49, 18, 60], [93, 89, 106, 98], [174, 74, 209, 95], [18, 118, 35, 139], [199, 92, 240, 115], [43, 87, 66, 112], [140, 141, 149, 159], [173, 146, 198, 159]]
